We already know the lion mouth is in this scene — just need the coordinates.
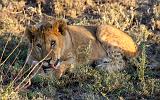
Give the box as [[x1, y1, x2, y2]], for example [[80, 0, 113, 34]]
[[43, 58, 62, 69], [31, 58, 62, 73]]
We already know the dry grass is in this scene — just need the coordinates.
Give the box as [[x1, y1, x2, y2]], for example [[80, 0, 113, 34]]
[[0, 0, 160, 99]]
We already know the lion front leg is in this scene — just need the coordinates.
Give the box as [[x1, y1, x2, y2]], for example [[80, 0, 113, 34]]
[[52, 64, 74, 79], [53, 54, 76, 78]]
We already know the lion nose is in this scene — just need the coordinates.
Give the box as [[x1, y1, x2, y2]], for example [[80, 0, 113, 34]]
[[44, 57, 52, 63], [54, 59, 61, 66]]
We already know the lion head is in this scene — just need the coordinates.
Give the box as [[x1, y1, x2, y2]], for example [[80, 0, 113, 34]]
[[26, 20, 67, 68]]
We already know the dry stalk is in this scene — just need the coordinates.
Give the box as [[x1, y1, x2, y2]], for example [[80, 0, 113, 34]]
[[14, 49, 53, 91], [5, 50, 21, 77], [17, 63, 43, 92], [0, 37, 23, 66], [0, 34, 11, 63], [13, 42, 33, 82]]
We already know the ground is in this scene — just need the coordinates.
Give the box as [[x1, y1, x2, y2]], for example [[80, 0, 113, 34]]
[[0, 0, 160, 100]]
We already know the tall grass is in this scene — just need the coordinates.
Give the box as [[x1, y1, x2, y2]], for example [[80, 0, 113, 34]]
[[0, 0, 160, 99], [138, 39, 146, 93]]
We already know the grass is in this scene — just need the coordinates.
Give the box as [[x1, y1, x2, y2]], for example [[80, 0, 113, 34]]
[[0, 0, 160, 99]]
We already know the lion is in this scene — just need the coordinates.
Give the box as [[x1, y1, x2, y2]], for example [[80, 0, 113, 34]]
[[25, 19, 137, 78]]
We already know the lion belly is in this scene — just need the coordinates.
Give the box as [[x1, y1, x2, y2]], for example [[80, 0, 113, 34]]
[[68, 26, 106, 64]]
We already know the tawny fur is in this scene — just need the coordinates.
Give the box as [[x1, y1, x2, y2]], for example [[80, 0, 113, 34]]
[[26, 20, 137, 78]]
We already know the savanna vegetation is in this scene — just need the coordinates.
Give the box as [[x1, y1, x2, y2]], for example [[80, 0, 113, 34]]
[[0, 0, 160, 99]]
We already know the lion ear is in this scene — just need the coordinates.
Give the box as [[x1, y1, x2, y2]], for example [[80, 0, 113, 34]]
[[25, 25, 36, 43], [52, 20, 67, 36]]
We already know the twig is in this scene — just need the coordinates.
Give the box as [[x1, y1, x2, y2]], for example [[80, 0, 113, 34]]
[[17, 63, 43, 92], [0, 34, 11, 63], [5, 50, 21, 77], [14, 49, 53, 91], [13, 42, 33, 82], [0, 37, 23, 66]]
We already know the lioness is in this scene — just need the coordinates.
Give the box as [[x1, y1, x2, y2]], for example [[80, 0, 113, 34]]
[[26, 19, 137, 78]]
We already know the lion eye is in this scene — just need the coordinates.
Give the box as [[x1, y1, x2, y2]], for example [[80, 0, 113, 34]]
[[36, 43, 42, 48], [51, 40, 56, 48]]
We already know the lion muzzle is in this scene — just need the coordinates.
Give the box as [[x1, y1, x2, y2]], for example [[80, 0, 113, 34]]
[[42, 58, 62, 72]]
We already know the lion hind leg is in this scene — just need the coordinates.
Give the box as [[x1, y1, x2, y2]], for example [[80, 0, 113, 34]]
[[92, 47, 126, 73], [96, 25, 137, 57], [93, 58, 125, 73]]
